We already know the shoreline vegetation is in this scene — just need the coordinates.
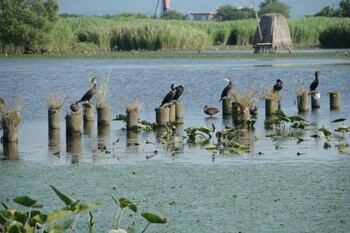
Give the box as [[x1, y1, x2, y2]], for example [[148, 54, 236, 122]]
[[1, 16, 350, 56]]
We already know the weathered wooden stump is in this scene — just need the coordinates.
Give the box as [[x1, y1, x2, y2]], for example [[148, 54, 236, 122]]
[[175, 101, 184, 121], [126, 109, 138, 130], [232, 102, 249, 122], [265, 98, 279, 116], [297, 93, 308, 112], [48, 108, 60, 129], [169, 104, 176, 123], [155, 106, 169, 126], [48, 128, 60, 149], [311, 92, 320, 109], [83, 103, 94, 121], [222, 98, 234, 115], [97, 106, 110, 126], [3, 142, 19, 160], [66, 113, 82, 137], [329, 92, 341, 109], [2, 122, 18, 142]]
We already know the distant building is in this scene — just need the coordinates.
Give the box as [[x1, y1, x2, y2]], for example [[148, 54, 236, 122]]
[[190, 12, 216, 21]]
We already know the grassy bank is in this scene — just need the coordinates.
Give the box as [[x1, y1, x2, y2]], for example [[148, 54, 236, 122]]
[[43, 16, 350, 54]]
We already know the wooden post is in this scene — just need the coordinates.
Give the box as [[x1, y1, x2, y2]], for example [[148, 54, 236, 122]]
[[127, 130, 138, 147], [97, 106, 110, 126], [311, 92, 320, 109], [98, 125, 110, 138], [3, 142, 19, 160], [222, 98, 234, 115], [83, 120, 94, 136], [2, 122, 18, 142], [232, 102, 249, 122], [156, 106, 169, 126], [65, 113, 82, 137], [175, 101, 183, 121], [83, 103, 94, 121], [297, 93, 308, 112], [126, 109, 138, 130], [169, 104, 176, 123], [265, 98, 279, 116], [48, 108, 60, 129], [329, 92, 341, 109]]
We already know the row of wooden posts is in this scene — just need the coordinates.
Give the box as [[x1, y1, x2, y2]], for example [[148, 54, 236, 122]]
[[221, 92, 341, 121], [49, 101, 184, 136]]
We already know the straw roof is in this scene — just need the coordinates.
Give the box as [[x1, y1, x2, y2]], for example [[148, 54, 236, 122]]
[[252, 13, 292, 51]]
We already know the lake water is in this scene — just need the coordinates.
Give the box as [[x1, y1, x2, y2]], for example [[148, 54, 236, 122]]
[[0, 54, 349, 232]]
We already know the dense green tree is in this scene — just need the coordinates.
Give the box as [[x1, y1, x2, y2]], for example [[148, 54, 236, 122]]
[[258, 0, 290, 18], [314, 0, 350, 17], [0, 0, 59, 53], [215, 5, 255, 21], [339, 0, 350, 17], [161, 10, 186, 20]]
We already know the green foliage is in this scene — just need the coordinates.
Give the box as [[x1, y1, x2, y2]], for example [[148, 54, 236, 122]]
[[314, 0, 350, 17], [215, 5, 255, 21], [319, 22, 350, 48], [0, 0, 59, 54], [259, 0, 291, 18], [161, 10, 186, 20]]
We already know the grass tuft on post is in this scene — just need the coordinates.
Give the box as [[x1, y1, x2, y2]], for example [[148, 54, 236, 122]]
[[45, 93, 69, 110], [0, 98, 22, 142], [95, 70, 111, 108]]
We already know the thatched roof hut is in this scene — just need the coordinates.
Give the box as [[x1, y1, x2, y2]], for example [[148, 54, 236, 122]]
[[252, 13, 292, 53]]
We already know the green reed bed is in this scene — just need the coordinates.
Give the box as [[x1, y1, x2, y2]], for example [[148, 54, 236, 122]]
[[42, 16, 350, 54]]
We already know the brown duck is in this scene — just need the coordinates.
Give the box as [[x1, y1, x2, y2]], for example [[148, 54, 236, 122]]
[[204, 105, 220, 116]]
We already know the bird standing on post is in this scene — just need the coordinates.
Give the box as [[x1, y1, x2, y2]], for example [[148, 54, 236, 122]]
[[79, 77, 97, 103], [173, 85, 184, 101], [219, 79, 233, 102], [204, 105, 220, 117], [160, 84, 176, 107], [273, 79, 283, 93], [308, 71, 320, 95]]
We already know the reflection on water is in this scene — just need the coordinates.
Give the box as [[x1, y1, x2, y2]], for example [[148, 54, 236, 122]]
[[2, 142, 19, 160], [126, 130, 138, 147], [48, 128, 60, 153], [66, 136, 82, 164], [83, 120, 94, 137]]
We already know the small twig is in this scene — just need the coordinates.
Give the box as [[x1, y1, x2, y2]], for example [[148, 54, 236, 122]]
[[141, 222, 151, 233]]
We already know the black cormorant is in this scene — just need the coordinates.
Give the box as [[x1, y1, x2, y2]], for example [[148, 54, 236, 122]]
[[173, 85, 184, 101], [204, 105, 220, 116], [79, 78, 97, 103], [219, 80, 233, 102], [308, 71, 320, 95], [160, 84, 176, 107], [273, 79, 283, 93]]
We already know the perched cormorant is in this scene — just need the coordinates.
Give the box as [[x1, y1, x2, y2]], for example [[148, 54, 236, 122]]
[[173, 85, 184, 101], [273, 79, 283, 93], [160, 84, 176, 107], [204, 105, 220, 116], [219, 80, 233, 102], [70, 102, 79, 113], [308, 71, 320, 95], [79, 78, 97, 103]]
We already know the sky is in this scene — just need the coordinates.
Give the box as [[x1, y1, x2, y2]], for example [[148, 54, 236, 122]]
[[57, 0, 340, 18]]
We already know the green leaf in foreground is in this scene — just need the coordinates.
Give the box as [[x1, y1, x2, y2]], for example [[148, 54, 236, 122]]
[[50, 185, 77, 206], [33, 209, 73, 224], [331, 118, 346, 123], [13, 196, 43, 208], [141, 212, 167, 224]]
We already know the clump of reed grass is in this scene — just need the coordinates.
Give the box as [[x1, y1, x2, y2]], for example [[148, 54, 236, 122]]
[[230, 85, 257, 109], [296, 79, 308, 96], [0, 98, 22, 132], [121, 97, 142, 112], [95, 70, 110, 107], [262, 87, 281, 100], [45, 93, 69, 110]]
